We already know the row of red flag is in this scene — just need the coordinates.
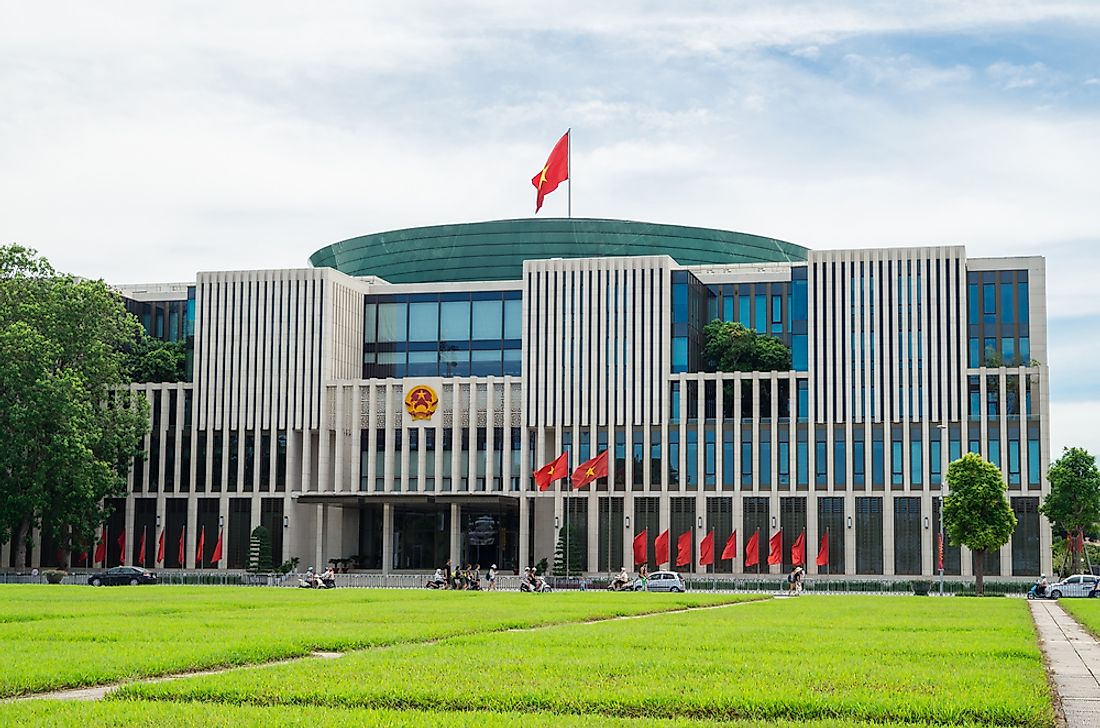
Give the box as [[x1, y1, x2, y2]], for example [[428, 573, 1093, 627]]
[[533, 450, 609, 491], [82, 526, 223, 568], [631, 527, 833, 569]]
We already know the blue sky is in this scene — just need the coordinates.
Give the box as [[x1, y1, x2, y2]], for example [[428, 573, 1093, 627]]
[[1, 1, 1098, 454]]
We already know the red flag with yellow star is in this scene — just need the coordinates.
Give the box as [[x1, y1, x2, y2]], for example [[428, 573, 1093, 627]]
[[531, 130, 569, 213], [570, 449, 608, 489], [533, 452, 568, 492]]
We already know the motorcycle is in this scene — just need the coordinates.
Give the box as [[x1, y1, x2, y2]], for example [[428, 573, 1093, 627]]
[[298, 576, 335, 590], [1026, 582, 1051, 600], [425, 578, 448, 589], [608, 577, 631, 592], [519, 578, 553, 593]]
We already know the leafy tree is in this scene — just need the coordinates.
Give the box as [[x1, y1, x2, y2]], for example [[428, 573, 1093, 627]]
[[1041, 447, 1100, 575], [0, 244, 149, 568], [943, 452, 1017, 596], [248, 525, 274, 573], [123, 335, 186, 383], [701, 320, 792, 373], [551, 524, 584, 577]]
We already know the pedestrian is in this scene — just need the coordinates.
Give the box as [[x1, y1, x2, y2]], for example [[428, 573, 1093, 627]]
[[787, 566, 798, 594], [638, 564, 649, 591], [444, 559, 453, 590], [487, 563, 497, 591], [472, 563, 482, 590], [795, 566, 804, 594]]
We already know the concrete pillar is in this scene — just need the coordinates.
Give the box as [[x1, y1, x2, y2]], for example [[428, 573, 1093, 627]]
[[883, 495, 895, 576], [518, 495, 530, 572], [587, 491, 598, 575], [658, 494, 671, 569], [381, 502, 393, 573], [314, 504, 325, 570], [807, 494, 819, 576], [123, 498, 135, 568], [844, 493, 856, 576], [921, 494, 934, 575], [186, 497, 198, 569], [450, 502, 462, 568]]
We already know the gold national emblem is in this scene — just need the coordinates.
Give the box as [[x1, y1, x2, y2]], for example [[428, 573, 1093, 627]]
[[404, 384, 439, 421]]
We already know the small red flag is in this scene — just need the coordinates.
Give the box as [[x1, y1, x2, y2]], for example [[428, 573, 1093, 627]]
[[94, 527, 107, 565], [531, 130, 569, 213], [675, 530, 692, 567], [936, 531, 943, 571], [721, 530, 737, 561], [699, 530, 715, 567], [117, 531, 126, 565], [1076, 531, 1086, 553], [767, 529, 783, 566], [791, 529, 806, 566], [196, 527, 206, 566], [654, 529, 670, 566], [138, 526, 147, 568], [178, 527, 186, 567], [156, 529, 165, 564], [744, 530, 760, 568], [571, 450, 609, 489], [211, 528, 223, 563], [817, 529, 830, 567], [632, 529, 648, 565], [533, 452, 569, 491]]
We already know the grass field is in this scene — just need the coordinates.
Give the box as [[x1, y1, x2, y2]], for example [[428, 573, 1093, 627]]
[[0, 585, 750, 697], [0, 587, 1055, 727], [1057, 597, 1100, 639]]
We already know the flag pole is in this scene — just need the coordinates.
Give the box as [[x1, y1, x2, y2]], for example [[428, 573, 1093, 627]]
[[567, 127, 572, 218]]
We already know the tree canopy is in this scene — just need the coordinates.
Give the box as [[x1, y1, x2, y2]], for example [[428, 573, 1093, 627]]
[[0, 244, 149, 568], [123, 334, 187, 383], [943, 452, 1017, 595], [701, 320, 792, 373], [1041, 447, 1100, 574]]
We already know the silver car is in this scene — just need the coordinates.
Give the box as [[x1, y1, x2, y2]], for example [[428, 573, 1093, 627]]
[[1048, 574, 1099, 599], [644, 571, 686, 592]]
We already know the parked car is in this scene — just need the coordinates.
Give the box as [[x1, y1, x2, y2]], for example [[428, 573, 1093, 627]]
[[1048, 574, 1098, 599], [643, 571, 686, 592], [87, 566, 158, 587]]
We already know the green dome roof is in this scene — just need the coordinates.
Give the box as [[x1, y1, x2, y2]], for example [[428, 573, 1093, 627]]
[[309, 218, 808, 284]]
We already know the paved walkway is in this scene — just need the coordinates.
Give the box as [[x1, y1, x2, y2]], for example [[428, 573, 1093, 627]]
[[1030, 600, 1100, 727]]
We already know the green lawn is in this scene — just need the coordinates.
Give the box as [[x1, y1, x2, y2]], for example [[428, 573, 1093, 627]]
[[1056, 597, 1100, 638], [0, 585, 750, 697], [119, 596, 1052, 727]]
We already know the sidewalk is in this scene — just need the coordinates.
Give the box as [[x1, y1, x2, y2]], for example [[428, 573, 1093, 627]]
[[1030, 600, 1100, 727]]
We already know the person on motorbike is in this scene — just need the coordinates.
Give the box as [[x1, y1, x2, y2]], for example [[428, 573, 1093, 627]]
[[428, 568, 446, 589], [526, 567, 543, 592], [1036, 574, 1048, 598], [611, 566, 629, 591]]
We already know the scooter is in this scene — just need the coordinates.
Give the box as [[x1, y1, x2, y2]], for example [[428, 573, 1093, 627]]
[[520, 578, 553, 593], [298, 577, 336, 590], [608, 578, 631, 592], [425, 578, 447, 589], [1026, 582, 1051, 600]]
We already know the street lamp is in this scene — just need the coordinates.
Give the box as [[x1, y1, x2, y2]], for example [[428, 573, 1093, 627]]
[[937, 424, 948, 596]]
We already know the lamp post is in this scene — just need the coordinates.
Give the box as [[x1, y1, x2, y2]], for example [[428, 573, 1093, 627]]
[[937, 424, 948, 596]]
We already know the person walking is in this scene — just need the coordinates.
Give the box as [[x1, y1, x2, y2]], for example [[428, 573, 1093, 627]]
[[487, 564, 497, 591]]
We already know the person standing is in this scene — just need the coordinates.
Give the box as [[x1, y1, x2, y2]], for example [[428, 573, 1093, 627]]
[[487, 563, 497, 591], [444, 559, 453, 590]]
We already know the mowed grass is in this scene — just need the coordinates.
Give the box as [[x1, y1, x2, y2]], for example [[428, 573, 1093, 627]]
[[122, 596, 1053, 727], [0, 699, 1001, 728], [0, 585, 752, 697]]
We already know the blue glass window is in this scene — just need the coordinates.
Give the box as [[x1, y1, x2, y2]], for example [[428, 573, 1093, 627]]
[[983, 338, 996, 365], [989, 439, 1001, 468], [1018, 282, 1029, 323], [910, 439, 923, 485], [672, 338, 688, 373], [673, 283, 688, 324], [793, 335, 808, 371], [503, 299, 521, 339], [759, 439, 771, 485], [364, 303, 377, 343], [687, 430, 698, 488], [377, 303, 406, 342], [983, 283, 996, 323], [1001, 284, 1014, 324], [471, 300, 502, 339], [796, 440, 808, 486], [408, 302, 438, 342], [930, 439, 942, 485], [853, 440, 866, 486], [949, 437, 961, 463], [872, 436, 884, 486], [792, 277, 808, 319], [797, 381, 809, 421], [771, 295, 783, 333], [670, 382, 680, 421], [968, 283, 979, 324], [755, 295, 766, 332], [668, 430, 679, 485], [440, 300, 470, 340], [969, 439, 981, 455], [1019, 337, 1030, 364], [738, 295, 750, 327], [723, 431, 734, 486], [704, 430, 716, 487], [815, 439, 827, 486], [722, 297, 734, 322], [741, 440, 752, 485], [1008, 439, 1021, 485], [834, 437, 846, 486], [891, 440, 904, 485], [1028, 439, 1040, 484], [1002, 338, 1015, 364], [968, 338, 979, 368], [778, 441, 790, 485]]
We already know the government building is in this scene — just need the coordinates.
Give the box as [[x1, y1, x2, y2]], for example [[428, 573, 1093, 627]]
[[12, 218, 1051, 578]]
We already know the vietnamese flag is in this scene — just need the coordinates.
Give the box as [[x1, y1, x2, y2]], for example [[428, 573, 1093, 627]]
[[117, 531, 126, 565], [94, 527, 107, 565], [196, 527, 206, 566], [699, 530, 715, 567], [571, 450, 608, 489], [156, 529, 165, 564], [654, 529, 670, 566], [936, 531, 943, 571], [721, 530, 737, 561], [817, 529, 830, 567], [767, 530, 783, 566], [675, 531, 692, 567], [178, 527, 186, 567], [210, 528, 223, 564], [531, 130, 569, 213], [632, 529, 648, 565], [791, 529, 806, 566], [533, 452, 569, 491], [744, 530, 759, 568], [138, 526, 147, 568]]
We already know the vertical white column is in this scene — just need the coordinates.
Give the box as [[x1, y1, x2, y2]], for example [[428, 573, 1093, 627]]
[[381, 502, 393, 574], [450, 502, 461, 568]]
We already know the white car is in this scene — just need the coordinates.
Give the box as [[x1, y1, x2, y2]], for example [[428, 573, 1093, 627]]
[[642, 571, 686, 592], [1048, 574, 1099, 599]]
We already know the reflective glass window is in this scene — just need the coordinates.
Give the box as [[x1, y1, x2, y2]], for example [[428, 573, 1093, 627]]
[[672, 338, 688, 373], [472, 300, 502, 339], [1001, 284, 1014, 324], [755, 295, 766, 332], [364, 303, 377, 343], [672, 283, 688, 323], [738, 295, 750, 327], [377, 303, 407, 342], [1028, 439, 1040, 484], [793, 335, 808, 371], [408, 302, 438, 342], [968, 283, 978, 324], [910, 438, 923, 485], [1018, 283, 1029, 323], [503, 299, 521, 339], [440, 301, 470, 340]]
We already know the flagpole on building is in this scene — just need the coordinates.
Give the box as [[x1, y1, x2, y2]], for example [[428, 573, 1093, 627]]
[[567, 127, 572, 218]]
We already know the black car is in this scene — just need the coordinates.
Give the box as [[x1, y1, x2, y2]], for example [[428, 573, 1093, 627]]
[[87, 566, 158, 586]]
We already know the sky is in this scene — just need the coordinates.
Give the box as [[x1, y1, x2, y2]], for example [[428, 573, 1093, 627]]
[[2, 1, 1098, 455]]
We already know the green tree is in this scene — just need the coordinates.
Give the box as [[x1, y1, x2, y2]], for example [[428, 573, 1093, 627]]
[[701, 320, 792, 373], [248, 525, 274, 573], [943, 452, 1017, 596], [123, 335, 186, 383], [1041, 447, 1100, 575], [0, 244, 149, 568], [551, 524, 584, 577]]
